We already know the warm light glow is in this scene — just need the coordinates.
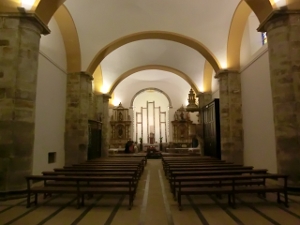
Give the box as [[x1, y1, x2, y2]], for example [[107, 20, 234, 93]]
[[21, 0, 35, 10], [100, 83, 109, 93], [199, 86, 204, 93], [271, 0, 286, 8], [185, 100, 189, 106], [112, 98, 121, 106], [220, 61, 228, 69]]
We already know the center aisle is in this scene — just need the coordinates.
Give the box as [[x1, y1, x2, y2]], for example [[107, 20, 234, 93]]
[[110, 159, 170, 225]]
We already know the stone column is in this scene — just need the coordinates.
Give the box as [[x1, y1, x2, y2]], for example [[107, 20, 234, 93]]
[[101, 94, 110, 157], [94, 93, 111, 157], [258, 11, 300, 188], [0, 15, 48, 192], [65, 72, 93, 166], [215, 70, 243, 164], [128, 108, 134, 139]]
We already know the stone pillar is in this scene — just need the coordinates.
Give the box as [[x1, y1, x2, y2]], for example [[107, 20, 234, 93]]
[[0, 15, 48, 192], [88, 87, 95, 120], [258, 11, 300, 188], [215, 70, 243, 164], [197, 92, 213, 122], [196, 92, 213, 151], [128, 108, 134, 140], [102, 95, 110, 157], [65, 72, 93, 166], [94, 93, 111, 157]]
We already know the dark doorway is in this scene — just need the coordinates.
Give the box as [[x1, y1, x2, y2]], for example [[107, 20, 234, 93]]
[[202, 99, 221, 159], [88, 120, 102, 160]]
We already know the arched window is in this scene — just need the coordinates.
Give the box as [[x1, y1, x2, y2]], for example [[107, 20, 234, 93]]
[[262, 32, 267, 45]]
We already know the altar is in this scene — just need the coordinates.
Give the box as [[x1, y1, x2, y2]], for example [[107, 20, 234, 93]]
[[143, 143, 159, 150], [143, 144, 161, 159]]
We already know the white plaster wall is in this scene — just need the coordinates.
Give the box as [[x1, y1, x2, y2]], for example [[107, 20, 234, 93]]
[[240, 12, 264, 67], [240, 18, 251, 67], [212, 90, 220, 99], [33, 18, 67, 175], [240, 50, 277, 173], [39, 19, 67, 69]]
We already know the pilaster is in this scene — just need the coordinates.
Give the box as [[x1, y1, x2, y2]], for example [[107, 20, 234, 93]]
[[65, 72, 93, 166], [0, 16, 45, 192], [196, 92, 213, 150], [197, 92, 213, 108], [259, 10, 300, 188], [94, 93, 111, 157], [215, 70, 243, 164]]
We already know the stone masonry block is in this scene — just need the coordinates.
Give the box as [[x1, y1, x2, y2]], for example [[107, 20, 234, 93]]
[[14, 109, 34, 122], [4, 18, 19, 29], [0, 40, 9, 46]]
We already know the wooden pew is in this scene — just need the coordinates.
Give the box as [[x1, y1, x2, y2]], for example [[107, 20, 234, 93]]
[[68, 164, 143, 176], [163, 161, 232, 175], [26, 175, 136, 209], [167, 166, 254, 179], [107, 154, 147, 165], [169, 169, 268, 198], [176, 174, 288, 210]]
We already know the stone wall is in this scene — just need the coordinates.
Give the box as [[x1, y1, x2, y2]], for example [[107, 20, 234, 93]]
[[0, 17, 42, 191], [263, 12, 300, 187], [65, 72, 92, 166], [215, 70, 243, 164]]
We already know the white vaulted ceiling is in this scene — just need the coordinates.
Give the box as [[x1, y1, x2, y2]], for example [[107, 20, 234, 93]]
[[100, 39, 205, 92], [62, 0, 242, 106]]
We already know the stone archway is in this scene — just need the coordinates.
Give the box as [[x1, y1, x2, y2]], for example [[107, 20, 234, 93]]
[[130, 87, 173, 109], [108, 65, 199, 96], [86, 31, 220, 75]]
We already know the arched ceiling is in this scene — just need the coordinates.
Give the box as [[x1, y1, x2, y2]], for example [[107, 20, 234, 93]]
[[60, 0, 242, 105], [100, 39, 205, 93], [112, 70, 191, 109], [64, 0, 240, 70], [4, 0, 291, 106]]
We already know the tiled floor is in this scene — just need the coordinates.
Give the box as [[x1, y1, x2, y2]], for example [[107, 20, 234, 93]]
[[1, 160, 300, 225]]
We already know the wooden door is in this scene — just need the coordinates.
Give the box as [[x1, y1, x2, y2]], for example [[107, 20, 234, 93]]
[[88, 120, 102, 160], [202, 99, 221, 159]]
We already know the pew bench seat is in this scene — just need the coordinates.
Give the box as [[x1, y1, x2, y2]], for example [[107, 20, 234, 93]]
[[26, 175, 135, 210], [176, 174, 288, 210]]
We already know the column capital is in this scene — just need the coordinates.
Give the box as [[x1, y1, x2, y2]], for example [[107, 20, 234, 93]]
[[214, 69, 239, 79], [0, 12, 50, 35], [196, 92, 212, 98], [258, 10, 300, 32], [94, 93, 111, 101], [68, 71, 93, 81]]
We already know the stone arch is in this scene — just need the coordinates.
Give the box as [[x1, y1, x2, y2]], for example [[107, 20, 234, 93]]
[[286, 0, 300, 9], [35, 0, 66, 24], [108, 65, 199, 96], [32, 0, 274, 26], [130, 88, 173, 109], [244, 0, 273, 23], [227, 1, 252, 70], [87, 31, 221, 74], [203, 60, 214, 92], [53, 4, 81, 72]]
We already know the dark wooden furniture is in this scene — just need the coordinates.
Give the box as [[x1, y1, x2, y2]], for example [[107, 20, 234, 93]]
[[176, 174, 288, 210], [88, 120, 102, 160], [202, 99, 221, 159], [26, 175, 136, 209]]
